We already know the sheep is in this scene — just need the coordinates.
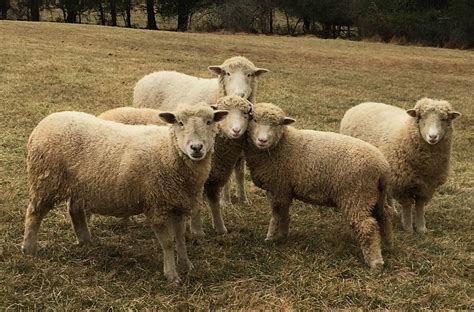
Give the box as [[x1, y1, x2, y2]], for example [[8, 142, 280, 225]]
[[22, 104, 229, 283], [340, 98, 461, 233], [243, 103, 394, 269], [133, 56, 269, 206], [97, 95, 254, 235]]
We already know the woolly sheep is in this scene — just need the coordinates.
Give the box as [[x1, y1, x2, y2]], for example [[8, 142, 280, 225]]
[[133, 56, 269, 205], [244, 103, 394, 269], [97, 96, 253, 235], [340, 98, 461, 233], [22, 104, 228, 283]]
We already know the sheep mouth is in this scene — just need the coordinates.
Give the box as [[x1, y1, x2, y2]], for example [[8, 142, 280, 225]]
[[427, 138, 440, 145], [255, 142, 270, 149], [189, 152, 205, 160]]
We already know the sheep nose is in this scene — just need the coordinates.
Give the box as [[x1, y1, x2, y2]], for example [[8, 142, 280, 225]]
[[258, 138, 268, 144], [232, 127, 241, 134], [429, 134, 438, 140], [190, 143, 203, 152]]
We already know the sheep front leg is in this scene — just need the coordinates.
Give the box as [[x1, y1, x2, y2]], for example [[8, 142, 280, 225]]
[[189, 196, 205, 237], [68, 199, 93, 245], [22, 200, 52, 256], [150, 221, 180, 283], [414, 197, 429, 233], [398, 196, 414, 232], [265, 193, 291, 241], [205, 183, 228, 235], [170, 214, 194, 272]]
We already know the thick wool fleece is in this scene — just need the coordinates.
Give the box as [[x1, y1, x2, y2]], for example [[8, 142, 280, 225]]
[[244, 103, 393, 268], [133, 56, 259, 110], [27, 111, 212, 225], [339, 100, 453, 205], [97, 107, 164, 125]]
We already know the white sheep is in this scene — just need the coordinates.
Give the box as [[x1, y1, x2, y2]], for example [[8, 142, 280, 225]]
[[97, 96, 254, 235], [22, 104, 228, 283], [340, 98, 461, 233], [243, 103, 394, 269], [133, 56, 269, 205]]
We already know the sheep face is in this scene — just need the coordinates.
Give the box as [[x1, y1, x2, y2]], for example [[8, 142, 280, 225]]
[[248, 103, 295, 150], [160, 104, 228, 160], [208, 56, 269, 101], [213, 95, 253, 139], [407, 98, 461, 145]]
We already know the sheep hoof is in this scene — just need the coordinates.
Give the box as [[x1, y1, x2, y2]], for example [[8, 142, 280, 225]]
[[191, 229, 206, 238], [21, 244, 37, 256], [215, 227, 228, 235], [415, 226, 427, 234], [368, 258, 384, 270], [165, 272, 181, 284]]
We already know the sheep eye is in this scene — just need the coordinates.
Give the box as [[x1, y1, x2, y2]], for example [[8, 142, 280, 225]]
[[226, 72, 230, 76], [247, 73, 253, 77], [207, 120, 212, 125], [178, 121, 184, 126]]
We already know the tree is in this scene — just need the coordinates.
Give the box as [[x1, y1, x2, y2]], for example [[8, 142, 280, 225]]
[[158, 0, 211, 31], [146, 0, 157, 29], [29, 0, 40, 20], [110, 0, 117, 26], [0, 0, 10, 19], [123, 0, 131, 27]]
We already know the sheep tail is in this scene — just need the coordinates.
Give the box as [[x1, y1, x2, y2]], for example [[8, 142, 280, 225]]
[[375, 175, 394, 248]]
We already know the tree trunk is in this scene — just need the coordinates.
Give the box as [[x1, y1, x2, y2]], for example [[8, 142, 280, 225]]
[[65, 0, 77, 23], [284, 10, 290, 35], [176, 0, 189, 31], [146, 0, 157, 30], [303, 18, 311, 34], [269, 9, 273, 34], [99, 1, 105, 25], [110, 0, 117, 26], [30, 0, 40, 21], [124, 0, 131, 27], [0, 0, 10, 19]]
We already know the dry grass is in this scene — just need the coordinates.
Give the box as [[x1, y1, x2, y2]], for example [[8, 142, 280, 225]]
[[0, 21, 473, 310]]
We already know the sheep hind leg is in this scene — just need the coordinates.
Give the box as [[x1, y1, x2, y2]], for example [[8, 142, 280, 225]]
[[170, 214, 194, 272], [68, 199, 93, 245], [206, 183, 228, 235], [398, 197, 414, 233], [150, 221, 180, 283], [350, 213, 384, 270], [22, 200, 53, 256], [414, 197, 428, 233], [234, 156, 249, 204], [265, 193, 291, 241], [219, 181, 232, 207]]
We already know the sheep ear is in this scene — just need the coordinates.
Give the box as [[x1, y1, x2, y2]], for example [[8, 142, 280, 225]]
[[448, 111, 461, 120], [159, 112, 177, 124], [208, 66, 224, 75], [210, 104, 218, 110], [406, 109, 418, 118], [213, 110, 228, 122], [254, 68, 269, 76], [282, 117, 296, 125]]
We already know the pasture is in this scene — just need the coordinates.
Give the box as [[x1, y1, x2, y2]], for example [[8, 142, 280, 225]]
[[0, 21, 473, 309]]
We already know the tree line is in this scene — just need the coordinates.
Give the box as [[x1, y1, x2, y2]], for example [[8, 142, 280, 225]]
[[0, 0, 472, 48]]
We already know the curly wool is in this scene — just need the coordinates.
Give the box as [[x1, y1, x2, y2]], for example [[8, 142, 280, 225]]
[[340, 99, 455, 204], [244, 103, 394, 268], [27, 111, 213, 226]]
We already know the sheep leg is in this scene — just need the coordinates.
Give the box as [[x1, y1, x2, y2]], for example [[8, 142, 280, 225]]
[[265, 193, 291, 241], [219, 181, 232, 207], [205, 183, 228, 235], [234, 156, 249, 204], [351, 215, 384, 270], [150, 222, 180, 283], [414, 197, 428, 233], [170, 215, 194, 272], [68, 199, 93, 245], [398, 197, 414, 232], [22, 201, 52, 256], [189, 206, 205, 237]]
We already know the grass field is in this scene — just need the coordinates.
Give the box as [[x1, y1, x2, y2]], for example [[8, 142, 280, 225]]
[[0, 21, 473, 310]]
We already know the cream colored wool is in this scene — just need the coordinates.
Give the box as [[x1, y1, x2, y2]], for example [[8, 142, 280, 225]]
[[97, 96, 253, 235], [340, 98, 460, 233], [22, 104, 227, 283], [244, 103, 394, 269]]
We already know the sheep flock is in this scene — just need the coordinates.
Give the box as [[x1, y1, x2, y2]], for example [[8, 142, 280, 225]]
[[23, 56, 462, 283]]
